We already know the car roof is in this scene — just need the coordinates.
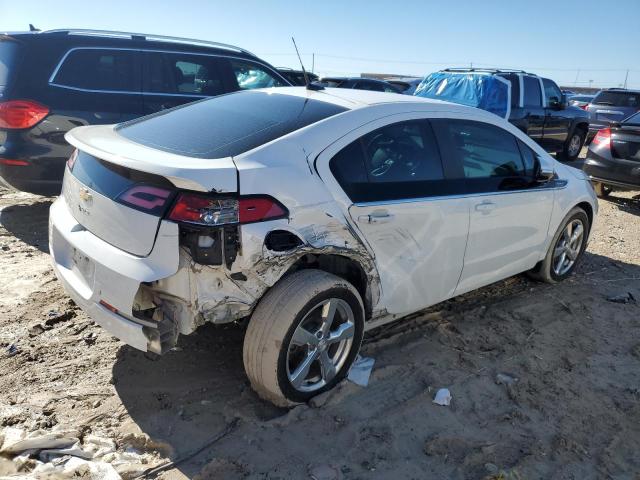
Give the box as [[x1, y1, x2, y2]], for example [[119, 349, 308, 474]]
[[267, 86, 494, 113], [601, 88, 640, 94], [1, 28, 260, 59]]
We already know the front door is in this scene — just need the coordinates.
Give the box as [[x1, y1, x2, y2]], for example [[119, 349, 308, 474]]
[[319, 118, 470, 316], [542, 78, 570, 152], [431, 118, 554, 295]]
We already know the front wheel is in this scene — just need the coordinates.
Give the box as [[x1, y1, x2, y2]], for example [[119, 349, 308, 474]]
[[243, 270, 364, 407], [528, 207, 589, 283]]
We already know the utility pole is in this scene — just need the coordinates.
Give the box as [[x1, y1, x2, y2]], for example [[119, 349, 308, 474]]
[[623, 69, 629, 89], [574, 69, 580, 86], [312, 53, 315, 74]]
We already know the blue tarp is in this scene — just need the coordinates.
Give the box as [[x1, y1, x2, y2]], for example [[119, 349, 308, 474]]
[[414, 72, 510, 119]]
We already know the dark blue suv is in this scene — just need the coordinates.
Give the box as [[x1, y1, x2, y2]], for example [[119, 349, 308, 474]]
[[0, 29, 289, 195]]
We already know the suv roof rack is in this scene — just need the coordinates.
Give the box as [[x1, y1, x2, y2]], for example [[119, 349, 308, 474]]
[[41, 29, 256, 57], [443, 67, 534, 75]]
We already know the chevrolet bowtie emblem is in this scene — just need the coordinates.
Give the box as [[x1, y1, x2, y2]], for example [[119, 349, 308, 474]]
[[79, 188, 93, 203]]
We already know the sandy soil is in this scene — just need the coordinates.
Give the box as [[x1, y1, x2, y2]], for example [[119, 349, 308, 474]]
[[1, 166, 639, 479]]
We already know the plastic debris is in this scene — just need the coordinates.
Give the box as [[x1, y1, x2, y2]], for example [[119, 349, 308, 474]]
[[606, 292, 636, 304], [348, 355, 375, 387], [5, 344, 18, 357], [432, 388, 452, 406], [496, 373, 518, 386], [0, 429, 78, 455]]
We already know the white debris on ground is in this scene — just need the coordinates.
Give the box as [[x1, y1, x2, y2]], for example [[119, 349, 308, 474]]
[[432, 388, 452, 406], [0, 425, 164, 479], [347, 355, 375, 387]]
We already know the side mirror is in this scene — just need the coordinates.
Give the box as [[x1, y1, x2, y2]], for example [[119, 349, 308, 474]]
[[534, 157, 555, 183], [549, 95, 564, 109]]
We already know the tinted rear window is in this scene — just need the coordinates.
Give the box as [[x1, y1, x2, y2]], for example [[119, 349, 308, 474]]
[[53, 49, 138, 92], [0, 40, 20, 88], [593, 91, 640, 108], [117, 91, 347, 158]]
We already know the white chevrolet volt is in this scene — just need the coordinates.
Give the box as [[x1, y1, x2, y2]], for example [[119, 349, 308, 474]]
[[49, 87, 598, 406]]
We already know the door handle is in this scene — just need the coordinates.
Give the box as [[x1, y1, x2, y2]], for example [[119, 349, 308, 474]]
[[357, 211, 395, 224], [474, 201, 496, 214]]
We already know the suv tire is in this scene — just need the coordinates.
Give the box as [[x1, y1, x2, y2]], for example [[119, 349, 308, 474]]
[[243, 270, 365, 407], [528, 207, 589, 283], [560, 129, 585, 161]]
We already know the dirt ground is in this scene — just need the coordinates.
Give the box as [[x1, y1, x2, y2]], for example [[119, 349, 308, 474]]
[[1, 159, 640, 479]]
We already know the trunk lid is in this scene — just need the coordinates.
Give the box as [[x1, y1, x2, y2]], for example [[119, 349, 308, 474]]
[[64, 126, 238, 257], [612, 125, 640, 162]]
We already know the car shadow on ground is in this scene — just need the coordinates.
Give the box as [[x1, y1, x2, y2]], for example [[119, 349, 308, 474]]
[[112, 250, 640, 477], [601, 193, 640, 217], [112, 322, 285, 476], [0, 199, 53, 252]]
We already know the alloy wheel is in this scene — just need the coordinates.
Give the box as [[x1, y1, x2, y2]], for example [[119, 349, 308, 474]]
[[286, 298, 355, 393], [568, 133, 582, 157], [552, 219, 584, 276]]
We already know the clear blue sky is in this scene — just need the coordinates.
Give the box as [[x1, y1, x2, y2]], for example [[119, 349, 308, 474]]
[[2, 0, 638, 88]]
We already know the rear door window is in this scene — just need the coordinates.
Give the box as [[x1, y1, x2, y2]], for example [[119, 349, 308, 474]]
[[522, 76, 542, 107], [143, 52, 227, 96], [53, 48, 139, 92], [225, 59, 287, 90], [0, 40, 20, 90], [330, 120, 447, 202]]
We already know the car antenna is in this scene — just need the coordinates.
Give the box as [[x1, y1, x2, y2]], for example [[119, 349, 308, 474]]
[[29, 24, 40, 32], [291, 37, 323, 91]]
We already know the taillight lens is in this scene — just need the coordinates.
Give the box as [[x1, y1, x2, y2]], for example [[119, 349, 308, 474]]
[[0, 100, 49, 129], [592, 128, 611, 148], [116, 185, 174, 215], [167, 193, 287, 226], [0, 158, 29, 166], [67, 149, 78, 170], [580, 104, 589, 110]]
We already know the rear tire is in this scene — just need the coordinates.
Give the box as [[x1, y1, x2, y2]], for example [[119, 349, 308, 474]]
[[528, 207, 589, 283], [243, 270, 365, 407], [593, 182, 612, 198], [560, 129, 585, 161]]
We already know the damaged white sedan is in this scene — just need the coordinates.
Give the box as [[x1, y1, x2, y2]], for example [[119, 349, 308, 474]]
[[49, 87, 598, 406]]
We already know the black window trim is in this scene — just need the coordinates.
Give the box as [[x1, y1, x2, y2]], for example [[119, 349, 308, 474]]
[[520, 74, 545, 108], [330, 117, 564, 206], [48, 46, 289, 95]]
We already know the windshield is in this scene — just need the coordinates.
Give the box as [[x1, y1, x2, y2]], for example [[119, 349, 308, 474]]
[[0, 40, 20, 91], [117, 91, 347, 158], [592, 91, 640, 108]]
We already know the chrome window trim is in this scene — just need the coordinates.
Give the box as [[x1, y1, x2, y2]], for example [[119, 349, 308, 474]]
[[353, 180, 567, 208], [48, 46, 289, 94]]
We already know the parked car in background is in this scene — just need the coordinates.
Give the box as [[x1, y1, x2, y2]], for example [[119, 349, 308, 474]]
[[583, 112, 640, 197], [568, 94, 595, 109], [0, 29, 290, 196], [585, 88, 640, 143], [276, 67, 319, 86], [415, 69, 590, 160], [562, 89, 576, 96], [50, 86, 597, 406], [386, 77, 422, 95], [316, 77, 402, 93]]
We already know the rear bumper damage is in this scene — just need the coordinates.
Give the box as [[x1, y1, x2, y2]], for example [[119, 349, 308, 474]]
[[50, 196, 381, 353]]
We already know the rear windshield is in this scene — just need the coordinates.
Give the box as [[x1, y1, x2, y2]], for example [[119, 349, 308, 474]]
[[593, 91, 640, 108], [0, 40, 20, 89], [117, 91, 347, 158], [570, 95, 593, 102], [624, 112, 640, 125]]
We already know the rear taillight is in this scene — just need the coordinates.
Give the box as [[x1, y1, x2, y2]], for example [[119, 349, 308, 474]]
[[0, 158, 29, 166], [167, 193, 287, 227], [0, 100, 49, 129], [592, 128, 611, 148], [580, 104, 589, 110], [67, 150, 78, 170], [116, 185, 174, 215]]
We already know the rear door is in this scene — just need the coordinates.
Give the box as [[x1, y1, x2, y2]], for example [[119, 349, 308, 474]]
[[521, 75, 546, 146], [142, 51, 229, 114], [430, 119, 554, 295], [542, 78, 570, 152], [319, 117, 469, 315], [49, 48, 143, 124]]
